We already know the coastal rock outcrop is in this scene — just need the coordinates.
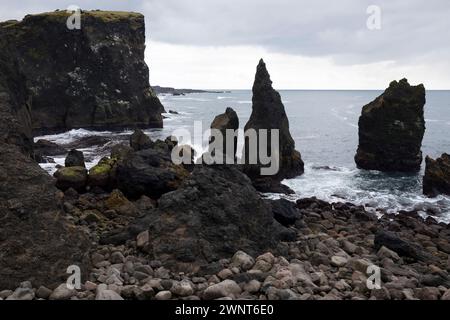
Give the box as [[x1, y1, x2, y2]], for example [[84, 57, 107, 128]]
[[423, 154, 450, 197], [0, 10, 164, 135], [209, 107, 239, 161], [355, 79, 426, 172], [101, 166, 290, 272], [243, 59, 304, 189]]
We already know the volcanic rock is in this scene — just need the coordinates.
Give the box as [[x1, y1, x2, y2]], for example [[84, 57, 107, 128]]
[[34, 139, 67, 156], [65, 149, 85, 168], [243, 59, 304, 185], [209, 107, 239, 161], [0, 11, 164, 135], [355, 79, 426, 172], [54, 166, 88, 192], [130, 129, 153, 151], [423, 154, 450, 197]]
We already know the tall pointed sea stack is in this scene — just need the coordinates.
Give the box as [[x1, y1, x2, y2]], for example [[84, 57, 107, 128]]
[[243, 59, 304, 181], [355, 79, 426, 172]]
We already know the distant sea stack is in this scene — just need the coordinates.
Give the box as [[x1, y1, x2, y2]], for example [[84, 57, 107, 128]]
[[355, 79, 426, 172], [243, 59, 304, 181], [423, 154, 450, 197], [0, 10, 164, 135]]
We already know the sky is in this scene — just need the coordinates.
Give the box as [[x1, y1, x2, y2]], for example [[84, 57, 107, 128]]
[[1, 0, 450, 89]]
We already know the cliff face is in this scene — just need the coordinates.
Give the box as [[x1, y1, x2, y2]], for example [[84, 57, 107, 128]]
[[355, 79, 426, 172], [1, 11, 164, 135]]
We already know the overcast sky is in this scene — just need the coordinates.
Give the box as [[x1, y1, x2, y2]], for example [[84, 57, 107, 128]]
[[1, 0, 450, 89]]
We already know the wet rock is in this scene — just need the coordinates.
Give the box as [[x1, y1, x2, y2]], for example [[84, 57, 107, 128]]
[[355, 79, 426, 172], [423, 154, 450, 197], [54, 166, 88, 192], [130, 129, 153, 151], [65, 149, 86, 168], [34, 139, 66, 157], [243, 59, 304, 182]]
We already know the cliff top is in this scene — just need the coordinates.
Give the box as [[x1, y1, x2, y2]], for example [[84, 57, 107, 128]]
[[1, 10, 143, 28]]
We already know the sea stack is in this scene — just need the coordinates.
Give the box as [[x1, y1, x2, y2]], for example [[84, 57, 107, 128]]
[[243, 59, 304, 181], [355, 79, 426, 172], [0, 11, 164, 135], [423, 154, 450, 197], [209, 107, 239, 161]]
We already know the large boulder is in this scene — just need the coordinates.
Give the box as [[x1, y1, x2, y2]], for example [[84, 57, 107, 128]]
[[130, 129, 153, 151], [209, 107, 239, 161], [355, 79, 426, 172], [116, 148, 189, 199], [423, 154, 450, 197], [0, 11, 164, 135], [34, 139, 67, 156], [103, 166, 289, 273], [243, 59, 304, 182], [54, 166, 88, 192], [65, 149, 85, 168], [88, 157, 118, 190]]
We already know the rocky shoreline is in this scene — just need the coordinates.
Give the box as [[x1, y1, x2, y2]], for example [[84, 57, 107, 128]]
[[2, 194, 450, 300]]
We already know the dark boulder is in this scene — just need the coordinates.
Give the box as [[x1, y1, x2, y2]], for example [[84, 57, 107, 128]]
[[65, 149, 85, 168], [423, 154, 450, 197], [243, 59, 304, 187], [374, 230, 436, 262], [209, 107, 239, 161], [355, 79, 426, 172], [269, 199, 301, 227], [116, 148, 189, 199], [64, 136, 110, 150], [1, 11, 164, 135], [54, 166, 88, 192], [88, 157, 118, 190], [101, 166, 290, 272], [111, 143, 134, 160], [130, 129, 153, 151]]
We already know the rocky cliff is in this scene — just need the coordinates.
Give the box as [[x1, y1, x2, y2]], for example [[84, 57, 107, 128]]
[[355, 79, 426, 172], [0, 10, 164, 135]]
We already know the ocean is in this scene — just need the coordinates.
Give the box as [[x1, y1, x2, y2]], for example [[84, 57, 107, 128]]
[[36, 90, 450, 222]]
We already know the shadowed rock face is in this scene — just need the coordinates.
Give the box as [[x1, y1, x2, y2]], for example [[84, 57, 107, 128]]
[[210, 107, 239, 160], [243, 59, 304, 182], [0, 11, 164, 135], [0, 30, 91, 290], [423, 154, 450, 197], [355, 79, 426, 172]]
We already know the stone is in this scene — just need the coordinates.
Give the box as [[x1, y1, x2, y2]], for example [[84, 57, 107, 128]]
[[377, 246, 401, 262], [155, 290, 172, 300], [355, 79, 426, 172], [36, 286, 52, 299], [137, 230, 150, 249], [96, 289, 124, 301], [244, 280, 262, 294], [170, 280, 194, 297], [88, 157, 117, 190], [65, 149, 85, 168], [49, 283, 76, 300], [269, 199, 301, 227], [54, 166, 88, 192], [374, 230, 435, 262], [423, 154, 450, 197], [243, 59, 304, 182], [1, 11, 163, 134], [6, 287, 35, 300], [203, 280, 242, 300], [218, 269, 234, 280], [231, 251, 255, 271], [331, 256, 348, 267], [110, 251, 126, 264], [441, 289, 450, 300], [130, 129, 154, 151], [34, 139, 67, 157]]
